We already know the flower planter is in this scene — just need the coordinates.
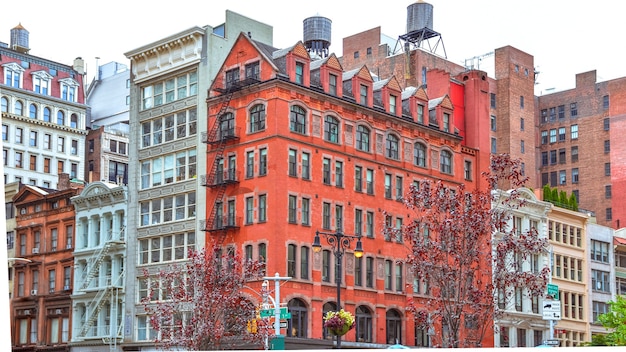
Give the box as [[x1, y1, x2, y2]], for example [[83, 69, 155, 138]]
[[329, 324, 351, 336]]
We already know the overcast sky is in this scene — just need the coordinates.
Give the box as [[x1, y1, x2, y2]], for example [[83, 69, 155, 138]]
[[1, 0, 622, 94]]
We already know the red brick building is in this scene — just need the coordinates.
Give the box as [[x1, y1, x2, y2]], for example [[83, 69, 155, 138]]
[[11, 175, 81, 351], [536, 70, 626, 228], [201, 32, 493, 348]]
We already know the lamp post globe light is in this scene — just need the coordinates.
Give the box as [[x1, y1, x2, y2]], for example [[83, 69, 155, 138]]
[[312, 229, 363, 349]]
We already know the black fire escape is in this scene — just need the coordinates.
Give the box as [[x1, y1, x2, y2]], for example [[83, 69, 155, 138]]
[[201, 78, 259, 236]]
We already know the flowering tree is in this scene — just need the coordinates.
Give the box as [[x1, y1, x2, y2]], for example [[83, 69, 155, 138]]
[[400, 154, 550, 348], [141, 243, 272, 350]]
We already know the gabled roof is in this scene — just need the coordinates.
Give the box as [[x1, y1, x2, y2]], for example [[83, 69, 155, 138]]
[[272, 41, 310, 61], [310, 53, 343, 71], [13, 185, 49, 204], [342, 65, 373, 82], [428, 95, 453, 110], [373, 76, 402, 92]]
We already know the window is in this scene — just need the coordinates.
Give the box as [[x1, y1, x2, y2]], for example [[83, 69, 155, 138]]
[[245, 61, 260, 80], [324, 116, 339, 143], [571, 168, 579, 183], [356, 125, 370, 152], [571, 146, 578, 162], [607, 208, 613, 221], [246, 151, 254, 178], [354, 209, 363, 236], [603, 95, 609, 109], [366, 211, 374, 238], [249, 104, 265, 132], [141, 71, 197, 110], [549, 107, 556, 122], [559, 170, 566, 185], [559, 148, 566, 164], [360, 84, 368, 105], [57, 111, 65, 125], [549, 129, 557, 143], [592, 270, 610, 292], [605, 185, 612, 199], [490, 115, 496, 131], [259, 194, 267, 222], [300, 246, 309, 279], [395, 263, 403, 292], [142, 108, 197, 147], [590, 240, 609, 263], [43, 107, 51, 122], [366, 169, 374, 195], [443, 112, 450, 132], [558, 127, 566, 141], [15, 127, 23, 144], [520, 96, 524, 109], [571, 125, 578, 139], [335, 204, 343, 230], [286, 299, 307, 338], [385, 260, 392, 290], [604, 140, 610, 153], [301, 198, 309, 225], [604, 118, 610, 131], [520, 140, 525, 153], [302, 152, 310, 179], [60, 79, 78, 102], [414, 143, 426, 167], [386, 134, 399, 159], [290, 105, 306, 134], [541, 109, 548, 123], [15, 152, 23, 168], [384, 174, 392, 199], [386, 310, 402, 345], [541, 131, 548, 145], [417, 104, 424, 124], [29, 155, 37, 171], [288, 195, 297, 223], [440, 150, 452, 174], [29, 131, 38, 147], [225, 68, 240, 88], [288, 149, 297, 177], [287, 244, 296, 277], [329, 73, 337, 95], [4, 63, 23, 88], [49, 269, 56, 292], [335, 161, 343, 187], [389, 94, 397, 114], [245, 197, 254, 224], [295, 62, 304, 84], [593, 301, 609, 323], [322, 158, 331, 184], [395, 176, 403, 200], [322, 202, 331, 229], [550, 150, 557, 164], [355, 166, 362, 192], [1, 124, 7, 141], [322, 250, 331, 282], [491, 137, 497, 153], [605, 162, 611, 176], [461, 160, 472, 180], [520, 117, 524, 131], [259, 148, 267, 176]]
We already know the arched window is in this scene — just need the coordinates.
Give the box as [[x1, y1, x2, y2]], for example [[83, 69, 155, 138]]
[[356, 305, 373, 343], [1, 97, 8, 112], [322, 302, 337, 340], [249, 104, 265, 132], [43, 107, 51, 122], [290, 105, 306, 134], [324, 115, 339, 143], [287, 298, 308, 338], [356, 125, 370, 152], [440, 150, 452, 174], [414, 142, 427, 167], [29, 104, 37, 119], [219, 112, 235, 139], [386, 134, 399, 159], [386, 309, 402, 344], [14, 100, 23, 115], [57, 110, 65, 125], [70, 114, 78, 128]]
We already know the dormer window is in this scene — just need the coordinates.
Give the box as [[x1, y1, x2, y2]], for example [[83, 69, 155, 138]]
[[245, 61, 260, 80], [59, 78, 79, 102], [295, 62, 304, 84], [360, 84, 368, 105], [32, 71, 52, 95], [389, 94, 397, 114], [417, 104, 424, 124], [225, 68, 240, 88], [443, 112, 450, 133], [2, 62, 24, 88], [329, 74, 337, 96]]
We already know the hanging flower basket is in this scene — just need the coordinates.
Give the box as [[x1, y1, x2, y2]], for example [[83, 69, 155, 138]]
[[324, 309, 355, 336]]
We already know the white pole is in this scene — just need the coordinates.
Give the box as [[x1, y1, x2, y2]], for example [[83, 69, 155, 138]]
[[549, 246, 554, 340], [263, 273, 291, 337]]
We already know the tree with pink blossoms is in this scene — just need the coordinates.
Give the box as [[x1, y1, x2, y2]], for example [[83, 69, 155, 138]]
[[400, 154, 550, 348], [141, 243, 272, 350]]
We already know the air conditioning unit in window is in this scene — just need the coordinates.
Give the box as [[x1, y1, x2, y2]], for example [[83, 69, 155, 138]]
[[66, 244, 72, 249], [55, 309, 62, 314], [23, 309, 30, 315], [63, 285, 70, 291], [32, 248, 40, 254], [30, 290, 37, 295]]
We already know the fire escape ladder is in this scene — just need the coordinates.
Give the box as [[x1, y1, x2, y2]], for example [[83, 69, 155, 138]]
[[78, 287, 112, 337], [79, 243, 111, 291]]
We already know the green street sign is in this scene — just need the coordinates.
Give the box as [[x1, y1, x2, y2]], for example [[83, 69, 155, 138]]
[[547, 283, 559, 300], [260, 307, 291, 320]]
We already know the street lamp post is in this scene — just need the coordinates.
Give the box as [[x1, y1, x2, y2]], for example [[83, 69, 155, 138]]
[[312, 229, 363, 349]]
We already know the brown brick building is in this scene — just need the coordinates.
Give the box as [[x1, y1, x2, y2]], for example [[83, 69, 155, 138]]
[[537, 70, 626, 228], [11, 175, 82, 351]]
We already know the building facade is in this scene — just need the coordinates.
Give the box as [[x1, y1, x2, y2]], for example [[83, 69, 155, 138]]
[[1, 24, 88, 188], [586, 222, 615, 340], [122, 10, 273, 350], [492, 188, 553, 348], [547, 206, 590, 346], [70, 181, 127, 352], [11, 179, 82, 351], [200, 29, 491, 347]]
